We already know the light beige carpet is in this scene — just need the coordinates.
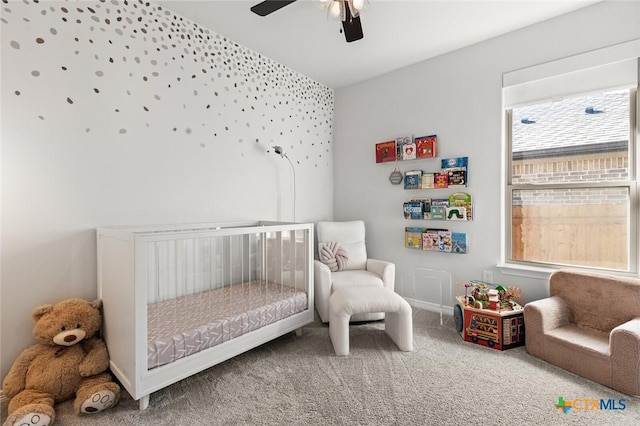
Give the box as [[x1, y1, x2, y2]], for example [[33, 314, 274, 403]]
[[2, 308, 639, 425]]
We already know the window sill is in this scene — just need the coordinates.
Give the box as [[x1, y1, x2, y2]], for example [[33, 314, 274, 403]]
[[496, 263, 556, 281], [497, 263, 640, 281]]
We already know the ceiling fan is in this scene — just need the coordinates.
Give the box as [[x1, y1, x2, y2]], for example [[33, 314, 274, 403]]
[[250, 0, 364, 43]]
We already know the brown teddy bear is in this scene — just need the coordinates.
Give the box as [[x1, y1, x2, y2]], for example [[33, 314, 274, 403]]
[[2, 298, 121, 426]]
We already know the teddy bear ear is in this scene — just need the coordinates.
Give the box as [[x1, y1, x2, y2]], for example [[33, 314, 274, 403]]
[[32, 304, 54, 321], [91, 299, 103, 312]]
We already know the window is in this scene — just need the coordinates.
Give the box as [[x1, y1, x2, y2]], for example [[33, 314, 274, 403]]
[[506, 89, 635, 271], [503, 42, 639, 273]]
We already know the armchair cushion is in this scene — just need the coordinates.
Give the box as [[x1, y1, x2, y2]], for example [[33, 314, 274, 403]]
[[331, 270, 384, 291]]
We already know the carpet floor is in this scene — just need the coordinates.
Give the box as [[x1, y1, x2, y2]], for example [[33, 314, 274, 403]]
[[2, 308, 639, 425]]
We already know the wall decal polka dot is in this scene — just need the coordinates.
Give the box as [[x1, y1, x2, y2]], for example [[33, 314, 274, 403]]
[[3, 0, 333, 170]]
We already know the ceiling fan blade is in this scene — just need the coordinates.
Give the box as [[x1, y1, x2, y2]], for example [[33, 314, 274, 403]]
[[342, 6, 364, 42], [250, 0, 297, 17]]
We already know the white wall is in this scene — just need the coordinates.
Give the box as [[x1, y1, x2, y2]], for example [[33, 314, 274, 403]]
[[333, 1, 640, 308], [0, 1, 333, 378]]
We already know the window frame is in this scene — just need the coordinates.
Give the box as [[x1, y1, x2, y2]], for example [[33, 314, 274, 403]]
[[503, 87, 639, 274]]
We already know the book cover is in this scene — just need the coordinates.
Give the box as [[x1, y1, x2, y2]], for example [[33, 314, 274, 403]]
[[421, 173, 434, 189], [405, 227, 424, 249], [441, 156, 468, 187], [434, 172, 448, 188], [431, 198, 449, 221], [403, 201, 423, 220], [447, 169, 467, 187], [395, 135, 413, 160], [404, 170, 422, 190], [449, 192, 473, 221], [415, 135, 437, 158], [441, 156, 468, 170], [438, 230, 453, 252], [451, 232, 467, 254], [446, 206, 467, 221], [375, 140, 397, 163], [422, 229, 441, 251], [422, 198, 432, 220]]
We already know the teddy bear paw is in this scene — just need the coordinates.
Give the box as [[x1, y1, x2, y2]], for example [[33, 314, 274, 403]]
[[10, 413, 51, 426], [79, 390, 116, 414]]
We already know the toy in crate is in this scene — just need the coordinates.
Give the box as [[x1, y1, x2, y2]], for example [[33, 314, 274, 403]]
[[454, 281, 525, 350]]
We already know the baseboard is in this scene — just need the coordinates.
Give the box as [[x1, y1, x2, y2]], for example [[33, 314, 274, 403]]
[[405, 298, 453, 317]]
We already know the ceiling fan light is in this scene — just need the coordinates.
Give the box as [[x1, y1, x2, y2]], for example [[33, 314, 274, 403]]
[[351, 0, 364, 12], [329, 1, 343, 18]]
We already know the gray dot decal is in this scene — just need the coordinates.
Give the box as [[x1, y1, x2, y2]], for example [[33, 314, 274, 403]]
[[2, 0, 333, 167]]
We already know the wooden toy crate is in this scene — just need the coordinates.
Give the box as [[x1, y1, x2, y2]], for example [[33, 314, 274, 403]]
[[454, 296, 525, 350]]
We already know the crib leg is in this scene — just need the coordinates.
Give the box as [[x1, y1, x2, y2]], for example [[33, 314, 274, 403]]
[[295, 327, 302, 336], [139, 395, 150, 411]]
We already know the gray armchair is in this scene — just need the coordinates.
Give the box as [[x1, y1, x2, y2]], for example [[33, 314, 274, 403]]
[[314, 220, 395, 323]]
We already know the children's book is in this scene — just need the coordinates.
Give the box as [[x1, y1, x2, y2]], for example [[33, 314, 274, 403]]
[[403, 201, 423, 220], [422, 198, 432, 220], [404, 170, 422, 189], [441, 157, 468, 187], [396, 135, 414, 160], [415, 135, 437, 158], [422, 229, 442, 251], [438, 230, 453, 252], [375, 140, 397, 163], [405, 227, 424, 249], [434, 172, 448, 188], [430, 198, 449, 220], [421, 173, 434, 189], [451, 232, 467, 254], [449, 192, 473, 221]]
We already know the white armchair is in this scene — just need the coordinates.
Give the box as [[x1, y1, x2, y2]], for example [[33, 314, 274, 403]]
[[314, 220, 395, 323]]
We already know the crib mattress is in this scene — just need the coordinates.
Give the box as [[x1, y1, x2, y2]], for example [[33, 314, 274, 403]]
[[147, 281, 307, 369]]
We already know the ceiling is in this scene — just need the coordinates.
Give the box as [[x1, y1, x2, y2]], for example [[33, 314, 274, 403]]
[[158, 0, 600, 89]]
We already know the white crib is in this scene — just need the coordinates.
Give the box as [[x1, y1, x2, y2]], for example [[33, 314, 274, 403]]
[[97, 221, 314, 410]]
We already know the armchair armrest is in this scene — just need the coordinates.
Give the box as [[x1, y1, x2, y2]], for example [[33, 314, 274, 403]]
[[524, 296, 570, 332], [314, 260, 333, 323], [610, 317, 640, 396], [366, 259, 395, 291], [523, 296, 570, 358]]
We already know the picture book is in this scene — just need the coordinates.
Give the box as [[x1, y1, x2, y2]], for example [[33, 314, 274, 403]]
[[430, 206, 445, 220], [375, 140, 397, 163], [405, 227, 424, 249], [434, 172, 448, 188], [396, 135, 414, 160], [451, 232, 468, 254], [441, 156, 468, 187], [447, 169, 467, 187], [449, 192, 473, 220], [422, 229, 442, 251], [404, 170, 422, 189], [422, 198, 432, 220], [415, 135, 437, 158], [446, 206, 467, 221], [421, 173, 434, 189], [441, 156, 468, 170], [438, 230, 453, 253], [403, 201, 423, 220]]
